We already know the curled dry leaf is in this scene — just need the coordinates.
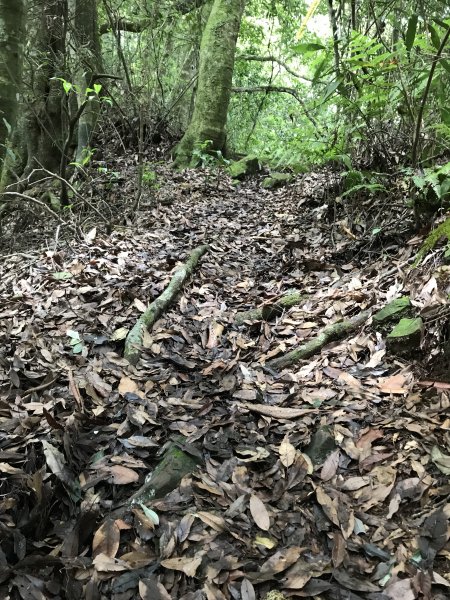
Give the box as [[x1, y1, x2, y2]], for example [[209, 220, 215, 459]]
[[92, 553, 130, 573]]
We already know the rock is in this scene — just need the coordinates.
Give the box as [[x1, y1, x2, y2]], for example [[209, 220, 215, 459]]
[[304, 426, 336, 465], [227, 155, 260, 180], [262, 172, 293, 189], [386, 317, 423, 355], [373, 296, 411, 326]]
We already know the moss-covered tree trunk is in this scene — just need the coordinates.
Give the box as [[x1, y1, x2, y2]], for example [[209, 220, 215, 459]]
[[0, 0, 25, 166], [21, 0, 68, 178], [73, 0, 103, 164], [173, 0, 246, 168]]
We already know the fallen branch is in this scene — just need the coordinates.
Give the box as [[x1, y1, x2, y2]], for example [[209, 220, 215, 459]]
[[124, 244, 209, 364], [235, 291, 307, 325], [266, 310, 371, 370]]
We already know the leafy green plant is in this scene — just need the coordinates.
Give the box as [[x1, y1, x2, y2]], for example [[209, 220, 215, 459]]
[[412, 162, 450, 206], [141, 167, 159, 189], [192, 139, 230, 168], [341, 170, 386, 198]]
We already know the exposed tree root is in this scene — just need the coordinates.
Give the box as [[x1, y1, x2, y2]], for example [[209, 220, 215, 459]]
[[124, 244, 209, 364], [235, 291, 307, 324], [266, 310, 371, 370]]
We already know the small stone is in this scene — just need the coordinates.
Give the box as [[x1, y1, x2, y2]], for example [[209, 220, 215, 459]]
[[386, 317, 423, 355], [304, 426, 336, 465], [373, 296, 411, 325], [261, 172, 293, 189], [227, 155, 260, 180]]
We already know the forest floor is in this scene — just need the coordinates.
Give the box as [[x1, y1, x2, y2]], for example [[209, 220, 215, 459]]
[[1, 158, 450, 600]]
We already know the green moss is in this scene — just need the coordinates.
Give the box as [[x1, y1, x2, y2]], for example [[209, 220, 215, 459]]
[[228, 155, 260, 179], [262, 172, 293, 189], [415, 216, 450, 265], [373, 296, 411, 325]]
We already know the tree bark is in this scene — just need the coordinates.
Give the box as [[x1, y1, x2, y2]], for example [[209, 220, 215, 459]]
[[0, 0, 25, 167], [173, 0, 246, 167], [22, 0, 68, 178], [327, 0, 340, 75], [235, 291, 307, 325], [266, 311, 370, 370], [73, 0, 103, 165]]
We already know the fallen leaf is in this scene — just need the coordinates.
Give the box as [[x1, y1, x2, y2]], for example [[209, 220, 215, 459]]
[[279, 437, 296, 467], [161, 555, 203, 577], [249, 495, 270, 530], [92, 519, 120, 558]]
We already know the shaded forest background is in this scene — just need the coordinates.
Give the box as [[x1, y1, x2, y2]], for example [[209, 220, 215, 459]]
[[1, 0, 450, 228]]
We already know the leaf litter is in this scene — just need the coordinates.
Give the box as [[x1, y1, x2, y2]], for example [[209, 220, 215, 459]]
[[1, 163, 450, 599]]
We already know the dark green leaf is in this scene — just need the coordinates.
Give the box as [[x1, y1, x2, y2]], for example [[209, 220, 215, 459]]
[[321, 79, 341, 103], [405, 14, 418, 52], [312, 58, 328, 83], [292, 42, 326, 54], [441, 59, 450, 75], [428, 24, 441, 50]]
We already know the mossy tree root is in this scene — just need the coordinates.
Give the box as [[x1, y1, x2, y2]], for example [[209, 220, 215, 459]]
[[266, 310, 370, 370], [235, 291, 307, 325], [124, 244, 209, 364]]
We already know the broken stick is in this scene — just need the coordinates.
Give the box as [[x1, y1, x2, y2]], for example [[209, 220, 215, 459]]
[[266, 310, 370, 370], [124, 244, 209, 364]]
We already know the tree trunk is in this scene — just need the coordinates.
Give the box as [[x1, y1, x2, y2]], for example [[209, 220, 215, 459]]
[[23, 0, 68, 178], [73, 0, 103, 164], [173, 0, 246, 168], [327, 0, 340, 75], [0, 0, 25, 166]]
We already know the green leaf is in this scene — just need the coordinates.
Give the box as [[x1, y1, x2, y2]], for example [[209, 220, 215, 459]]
[[67, 330, 81, 341], [139, 503, 160, 525], [312, 58, 328, 83], [321, 79, 341, 103], [428, 24, 441, 50], [441, 107, 450, 125], [93, 83, 102, 95], [53, 271, 73, 280], [405, 14, 418, 52], [292, 42, 326, 54], [2, 117, 11, 136], [440, 59, 450, 75], [6, 147, 16, 161], [62, 80, 73, 94]]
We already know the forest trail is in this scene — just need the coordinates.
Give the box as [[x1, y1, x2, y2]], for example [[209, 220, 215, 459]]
[[1, 167, 450, 600]]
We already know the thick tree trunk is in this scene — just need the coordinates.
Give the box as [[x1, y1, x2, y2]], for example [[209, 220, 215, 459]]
[[173, 0, 246, 168], [0, 0, 25, 166], [73, 0, 103, 164], [22, 0, 68, 178]]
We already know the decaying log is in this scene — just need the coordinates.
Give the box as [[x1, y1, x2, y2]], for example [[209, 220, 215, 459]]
[[266, 310, 370, 370], [124, 244, 209, 364], [235, 291, 306, 325]]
